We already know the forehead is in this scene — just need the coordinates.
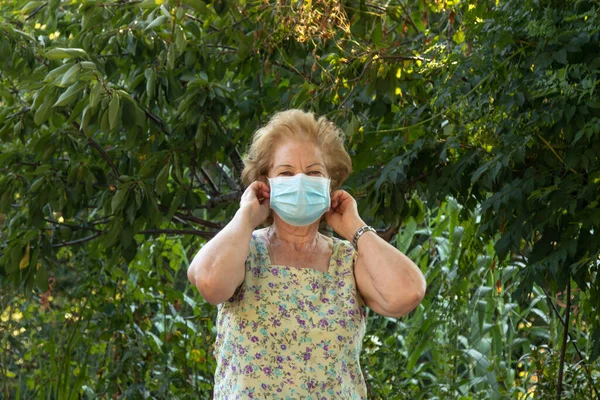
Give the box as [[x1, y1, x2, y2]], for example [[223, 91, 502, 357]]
[[271, 139, 326, 167]]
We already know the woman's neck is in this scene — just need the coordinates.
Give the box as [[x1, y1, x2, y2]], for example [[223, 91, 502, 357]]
[[269, 218, 320, 252]]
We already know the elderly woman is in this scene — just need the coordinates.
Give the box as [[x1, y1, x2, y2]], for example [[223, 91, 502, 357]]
[[187, 109, 426, 399]]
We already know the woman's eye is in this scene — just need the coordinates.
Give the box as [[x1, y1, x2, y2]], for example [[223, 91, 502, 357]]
[[308, 171, 322, 176], [279, 171, 293, 176]]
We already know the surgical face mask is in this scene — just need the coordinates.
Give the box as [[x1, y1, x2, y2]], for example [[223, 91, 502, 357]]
[[268, 173, 331, 226]]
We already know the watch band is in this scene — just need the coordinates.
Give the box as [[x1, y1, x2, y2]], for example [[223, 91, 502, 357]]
[[352, 225, 376, 250]]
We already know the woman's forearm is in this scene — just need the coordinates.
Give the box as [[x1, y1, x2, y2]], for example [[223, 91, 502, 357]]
[[187, 206, 255, 305], [356, 230, 427, 311]]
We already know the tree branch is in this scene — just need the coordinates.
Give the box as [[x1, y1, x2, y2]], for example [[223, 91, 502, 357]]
[[541, 285, 600, 400], [200, 166, 219, 195], [202, 191, 242, 209], [557, 279, 571, 399], [157, 204, 222, 229], [51, 232, 103, 248], [86, 136, 120, 178], [139, 229, 215, 238]]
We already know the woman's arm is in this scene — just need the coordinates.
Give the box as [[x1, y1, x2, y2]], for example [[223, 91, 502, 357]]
[[352, 229, 426, 318], [325, 190, 426, 318], [187, 181, 270, 305]]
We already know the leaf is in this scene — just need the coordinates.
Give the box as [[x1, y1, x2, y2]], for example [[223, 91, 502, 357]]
[[464, 348, 490, 370], [36, 262, 49, 291], [553, 49, 567, 65], [344, 114, 360, 137], [20, 1, 43, 13], [175, 26, 186, 52], [108, 92, 121, 131], [111, 185, 129, 213], [155, 162, 169, 195], [167, 44, 175, 70], [145, 68, 156, 101], [59, 64, 81, 87], [145, 15, 168, 30], [89, 81, 103, 108], [397, 217, 417, 253], [34, 96, 52, 126], [81, 105, 92, 137], [44, 63, 72, 83], [19, 243, 30, 269], [138, 153, 162, 179], [53, 82, 85, 107], [194, 122, 204, 150], [45, 47, 88, 60], [372, 20, 382, 45]]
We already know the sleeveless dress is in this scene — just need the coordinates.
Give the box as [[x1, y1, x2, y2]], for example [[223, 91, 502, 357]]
[[212, 230, 369, 399]]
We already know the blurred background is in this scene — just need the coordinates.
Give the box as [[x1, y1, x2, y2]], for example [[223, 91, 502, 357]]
[[1, 0, 599, 398]]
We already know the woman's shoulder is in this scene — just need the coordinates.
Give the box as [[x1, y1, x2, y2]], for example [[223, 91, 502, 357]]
[[248, 228, 269, 255], [331, 235, 354, 250], [251, 228, 268, 245]]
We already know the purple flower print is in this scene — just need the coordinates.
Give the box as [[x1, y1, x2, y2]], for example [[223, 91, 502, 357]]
[[349, 298, 355, 304], [308, 302, 316, 311], [336, 258, 343, 266], [272, 268, 279, 276], [255, 353, 262, 359], [338, 281, 345, 288], [349, 310, 355, 315], [277, 356, 283, 363], [308, 380, 316, 390], [278, 305, 290, 318], [269, 282, 275, 288], [263, 367, 272, 375], [311, 282, 319, 290], [296, 316, 306, 327], [337, 335, 343, 341], [303, 347, 312, 361], [262, 383, 268, 389], [244, 365, 253, 374], [281, 344, 287, 350], [321, 297, 329, 303], [328, 309, 334, 314], [338, 320, 347, 328], [273, 319, 281, 327], [319, 319, 328, 328], [251, 336, 259, 343]]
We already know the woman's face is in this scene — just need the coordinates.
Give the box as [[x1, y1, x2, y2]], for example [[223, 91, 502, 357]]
[[267, 139, 329, 180]]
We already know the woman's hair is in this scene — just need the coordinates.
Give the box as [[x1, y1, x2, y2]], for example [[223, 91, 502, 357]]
[[242, 109, 352, 190]]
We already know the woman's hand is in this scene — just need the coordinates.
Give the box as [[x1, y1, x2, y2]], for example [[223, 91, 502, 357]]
[[325, 190, 366, 241], [239, 181, 271, 229]]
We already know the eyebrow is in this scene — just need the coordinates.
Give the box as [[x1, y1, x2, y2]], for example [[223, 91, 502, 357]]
[[274, 163, 324, 169]]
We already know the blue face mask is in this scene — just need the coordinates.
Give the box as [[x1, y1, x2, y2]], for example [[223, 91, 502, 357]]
[[268, 173, 331, 226]]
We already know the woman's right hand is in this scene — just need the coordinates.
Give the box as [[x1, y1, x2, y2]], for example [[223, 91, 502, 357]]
[[239, 181, 271, 228]]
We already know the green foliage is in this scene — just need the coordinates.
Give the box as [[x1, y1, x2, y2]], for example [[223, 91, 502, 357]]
[[1, 0, 599, 398]]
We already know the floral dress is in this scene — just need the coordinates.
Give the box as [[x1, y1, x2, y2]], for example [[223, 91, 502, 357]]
[[212, 230, 369, 399]]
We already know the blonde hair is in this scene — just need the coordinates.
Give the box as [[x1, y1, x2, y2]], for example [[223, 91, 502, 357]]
[[242, 109, 352, 190]]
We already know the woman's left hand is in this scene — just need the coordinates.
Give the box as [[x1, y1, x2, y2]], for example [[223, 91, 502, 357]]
[[325, 190, 366, 241]]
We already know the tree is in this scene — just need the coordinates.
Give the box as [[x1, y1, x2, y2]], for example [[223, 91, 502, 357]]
[[1, 0, 598, 398]]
